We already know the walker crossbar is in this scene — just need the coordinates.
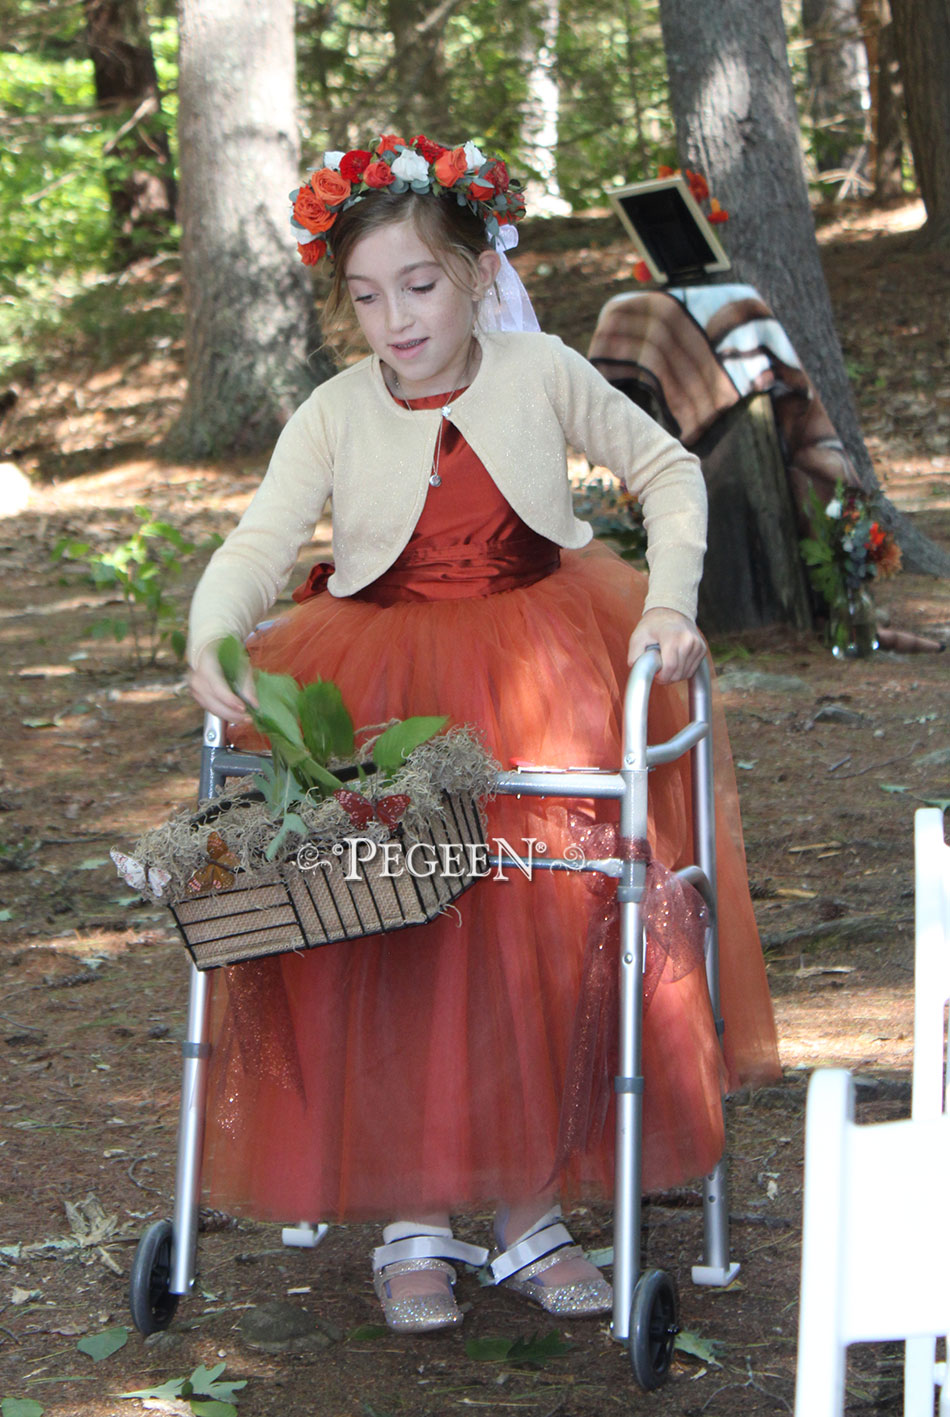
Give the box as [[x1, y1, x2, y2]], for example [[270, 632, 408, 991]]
[[148, 647, 739, 1367]]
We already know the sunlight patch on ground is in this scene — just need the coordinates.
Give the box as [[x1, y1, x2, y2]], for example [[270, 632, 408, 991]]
[[0, 461, 32, 517], [773, 982, 914, 1074], [816, 198, 926, 245]]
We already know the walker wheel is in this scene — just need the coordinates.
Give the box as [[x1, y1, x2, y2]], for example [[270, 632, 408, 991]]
[[129, 1220, 179, 1335], [628, 1268, 679, 1390]]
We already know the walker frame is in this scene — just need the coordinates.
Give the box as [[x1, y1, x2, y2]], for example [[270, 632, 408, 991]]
[[128, 646, 739, 1389]]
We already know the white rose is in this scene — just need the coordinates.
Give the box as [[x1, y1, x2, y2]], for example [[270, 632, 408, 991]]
[[825, 498, 843, 519], [463, 141, 486, 170], [322, 150, 345, 171], [391, 148, 430, 183]]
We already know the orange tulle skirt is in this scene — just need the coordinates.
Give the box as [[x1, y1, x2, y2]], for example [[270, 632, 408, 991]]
[[200, 543, 780, 1222]]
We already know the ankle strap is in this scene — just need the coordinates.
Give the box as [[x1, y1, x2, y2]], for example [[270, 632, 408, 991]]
[[489, 1207, 574, 1284], [373, 1232, 489, 1273]]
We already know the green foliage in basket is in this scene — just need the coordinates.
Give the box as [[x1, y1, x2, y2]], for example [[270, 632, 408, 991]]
[[217, 636, 447, 860]]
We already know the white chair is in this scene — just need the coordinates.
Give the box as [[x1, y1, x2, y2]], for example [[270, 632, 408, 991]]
[[906, 808, 950, 1416], [794, 1067, 950, 1417]]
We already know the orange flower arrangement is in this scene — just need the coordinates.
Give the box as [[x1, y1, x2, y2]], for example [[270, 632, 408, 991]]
[[290, 134, 526, 267]]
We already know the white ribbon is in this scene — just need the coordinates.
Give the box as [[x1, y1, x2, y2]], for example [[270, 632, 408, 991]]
[[480, 226, 541, 334]]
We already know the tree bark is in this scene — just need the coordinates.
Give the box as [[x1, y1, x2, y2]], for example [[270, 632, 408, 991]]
[[858, 0, 904, 199], [83, 0, 176, 266], [890, 0, 950, 248], [696, 397, 815, 635], [169, 0, 330, 461], [802, 0, 869, 189], [386, 0, 459, 135], [658, 0, 949, 575]]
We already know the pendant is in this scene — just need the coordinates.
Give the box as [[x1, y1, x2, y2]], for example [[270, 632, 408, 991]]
[[429, 472, 442, 487], [442, 403, 453, 417]]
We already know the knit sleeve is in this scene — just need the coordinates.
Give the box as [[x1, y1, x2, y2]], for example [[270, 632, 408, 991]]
[[550, 339, 707, 621], [186, 393, 335, 668]]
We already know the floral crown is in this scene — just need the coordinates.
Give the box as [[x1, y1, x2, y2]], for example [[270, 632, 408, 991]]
[[290, 133, 526, 267]]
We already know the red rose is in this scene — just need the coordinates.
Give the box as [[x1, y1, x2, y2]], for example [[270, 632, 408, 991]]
[[468, 176, 494, 200], [657, 164, 677, 179], [376, 133, 405, 155], [363, 160, 396, 188], [310, 167, 351, 206], [297, 239, 327, 267], [484, 159, 509, 192], [707, 198, 729, 223], [411, 134, 447, 163], [293, 186, 334, 233], [433, 146, 468, 187], [686, 169, 709, 202], [339, 149, 372, 182], [633, 260, 651, 283]]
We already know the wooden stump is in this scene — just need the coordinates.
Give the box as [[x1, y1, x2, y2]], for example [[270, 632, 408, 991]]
[[694, 394, 815, 635]]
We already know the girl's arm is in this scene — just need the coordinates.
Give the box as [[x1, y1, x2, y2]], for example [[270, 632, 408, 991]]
[[185, 395, 334, 713], [626, 606, 707, 684], [552, 342, 708, 683]]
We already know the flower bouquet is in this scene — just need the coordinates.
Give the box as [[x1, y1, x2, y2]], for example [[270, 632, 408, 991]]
[[112, 638, 496, 969], [799, 482, 902, 657]]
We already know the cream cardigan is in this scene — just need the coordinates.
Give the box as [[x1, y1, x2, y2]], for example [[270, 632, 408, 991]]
[[187, 331, 706, 667]]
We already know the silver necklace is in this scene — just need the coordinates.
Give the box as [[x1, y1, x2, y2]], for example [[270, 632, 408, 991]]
[[390, 348, 473, 489]]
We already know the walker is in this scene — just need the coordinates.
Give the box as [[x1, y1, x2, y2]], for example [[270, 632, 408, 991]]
[[128, 646, 739, 1390]]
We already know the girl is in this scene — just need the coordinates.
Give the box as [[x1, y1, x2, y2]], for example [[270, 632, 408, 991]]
[[186, 135, 780, 1334]]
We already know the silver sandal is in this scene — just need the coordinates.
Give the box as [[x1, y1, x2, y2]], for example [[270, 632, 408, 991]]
[[372, 1224, 488, 1334], [489, 1205, 612, 1317]]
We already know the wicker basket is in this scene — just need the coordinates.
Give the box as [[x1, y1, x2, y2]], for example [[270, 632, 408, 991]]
[[169, 790, 487, 970]]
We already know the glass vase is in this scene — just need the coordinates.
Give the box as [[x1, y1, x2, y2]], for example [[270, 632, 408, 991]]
[[829, 587, 879, 659]]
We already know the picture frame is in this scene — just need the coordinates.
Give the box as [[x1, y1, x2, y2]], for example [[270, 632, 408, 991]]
[[608, 175, 731, 285]]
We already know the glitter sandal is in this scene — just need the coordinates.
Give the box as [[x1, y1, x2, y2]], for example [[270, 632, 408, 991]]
[[372, 1224, 488, 1334], [489, 1205, 612, 1317]]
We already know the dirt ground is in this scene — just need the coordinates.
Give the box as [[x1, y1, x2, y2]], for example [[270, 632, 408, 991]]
[[0, 200, 948, 1417]]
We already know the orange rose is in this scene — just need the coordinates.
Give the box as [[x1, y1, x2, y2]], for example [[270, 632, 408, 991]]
[[433, 146, 468, 187], [293, 187, 335, 234], [363, 160, 396, 188], [707, 198, 729, 223], [633, 260, 651, 283], [309, 168, 351, 206], [376, 133, 405, 154], [298, 238, 327, 266], [876, 540, 902, 577], [658, 165, 678, 179]]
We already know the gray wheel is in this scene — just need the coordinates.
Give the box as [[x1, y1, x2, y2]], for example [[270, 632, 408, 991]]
[[129, 1220, 179, 1334], [628, 1268, 678, 1389]]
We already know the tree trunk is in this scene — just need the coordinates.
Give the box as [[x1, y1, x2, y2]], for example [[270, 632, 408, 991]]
[[890, 0, 950, 248], [169, 0, 329, 461], [83, 0, 176, 266], [802, 0, 869, 190], [658, 0, 949, 575], [386, 0, 458, 135], [696, 396, 815, 635], [858, 0, 904, 199], [521, 0, 571, 215]]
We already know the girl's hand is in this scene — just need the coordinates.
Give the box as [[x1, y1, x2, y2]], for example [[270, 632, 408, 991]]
[[627, 607, 707, 685], [187, 643, 256, 721]]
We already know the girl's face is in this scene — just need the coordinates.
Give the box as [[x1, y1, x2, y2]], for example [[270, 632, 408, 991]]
[[344, 219, 499, 399]]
